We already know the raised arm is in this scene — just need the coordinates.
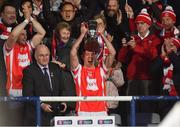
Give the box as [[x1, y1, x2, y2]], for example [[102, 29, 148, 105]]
[[5, 3, 31, 49], [70, 23, 88, 70], [102, 33, 116, 69], [97, 24, 116, 69], [23, 1, 46, 47], [5, 19, 29, 49], [31, 18, 46, 47]]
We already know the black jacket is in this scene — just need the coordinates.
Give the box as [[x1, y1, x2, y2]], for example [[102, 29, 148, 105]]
[[56, 39, 76, 109], [22, 62, 64, 126]]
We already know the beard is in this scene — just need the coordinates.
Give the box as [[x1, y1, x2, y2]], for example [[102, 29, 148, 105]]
[[107, 10, 116, 17]]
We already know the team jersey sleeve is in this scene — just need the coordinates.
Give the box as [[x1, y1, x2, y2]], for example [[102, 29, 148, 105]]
[[101, 62, 108, 79], [3, 42, 13, 55], [71, 64, 82, 79]]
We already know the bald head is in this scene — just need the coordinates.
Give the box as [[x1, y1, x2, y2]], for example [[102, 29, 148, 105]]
[[35, 44, 50, 66]]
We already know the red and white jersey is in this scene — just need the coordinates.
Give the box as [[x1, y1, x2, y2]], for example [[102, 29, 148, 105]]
[[71, 64, 108, 113], [3, 42, 32, 96]]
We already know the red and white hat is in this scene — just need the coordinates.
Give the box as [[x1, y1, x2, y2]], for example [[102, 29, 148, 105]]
[[135, 8, 152, 25], [172, 38, 180, 48], [162, 6, 176, 22]]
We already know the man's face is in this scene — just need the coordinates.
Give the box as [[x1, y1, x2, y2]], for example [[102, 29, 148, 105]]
[[1, 6, 16, 25], [35, 46, 50, 66], [83, 50, 96, 67], [107, 0, 119, 17], [136, 21, 150, 34], [61, 4, 75, 21], [17, 30, 27, 45], [59, 28, 71, 43], [162, 16, 175, 31]]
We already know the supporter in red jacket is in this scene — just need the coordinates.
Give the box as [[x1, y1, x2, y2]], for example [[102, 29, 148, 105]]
[[118, 8, 161, 96]]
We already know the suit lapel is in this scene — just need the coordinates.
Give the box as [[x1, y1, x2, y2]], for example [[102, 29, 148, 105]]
[[49, 64, 55, 91], [35, 63, 53, 92]]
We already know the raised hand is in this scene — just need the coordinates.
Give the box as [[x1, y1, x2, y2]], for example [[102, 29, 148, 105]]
[[125, 4, 134, 18], [22, 4, 31, 21], [97, 23, 104, 35], [80, 22, 88, 35]]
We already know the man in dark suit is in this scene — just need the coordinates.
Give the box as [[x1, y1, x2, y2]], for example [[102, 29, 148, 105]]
[[22, 44, 67, 126]]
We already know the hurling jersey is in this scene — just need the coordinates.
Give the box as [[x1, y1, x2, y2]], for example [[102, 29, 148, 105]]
[[72, 64, 108, 112], [3, 42, 32, 96]]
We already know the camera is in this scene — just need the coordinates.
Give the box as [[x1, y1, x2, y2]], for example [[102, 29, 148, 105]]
[[124, 32, 132, 42], [88, 20, 97, 38], [51, 104, 64, 113], [51, 105, 60, 113]]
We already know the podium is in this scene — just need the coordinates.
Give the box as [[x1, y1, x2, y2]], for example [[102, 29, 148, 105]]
[[51, 116, 115, 127]]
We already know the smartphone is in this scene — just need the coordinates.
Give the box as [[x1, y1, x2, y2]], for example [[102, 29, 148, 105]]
[[124, 32, 132, 42]]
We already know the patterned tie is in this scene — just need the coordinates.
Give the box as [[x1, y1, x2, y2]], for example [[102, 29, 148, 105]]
[[43, 67, 52, 90]]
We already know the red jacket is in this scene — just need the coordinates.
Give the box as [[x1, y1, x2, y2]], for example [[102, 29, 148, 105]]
[[118, 33, 161, 80]]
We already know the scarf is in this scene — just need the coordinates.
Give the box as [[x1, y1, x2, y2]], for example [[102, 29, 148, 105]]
[[160, 26, 180, 39], [0, 19, 12, 40], [163, 62, 177, 96]]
